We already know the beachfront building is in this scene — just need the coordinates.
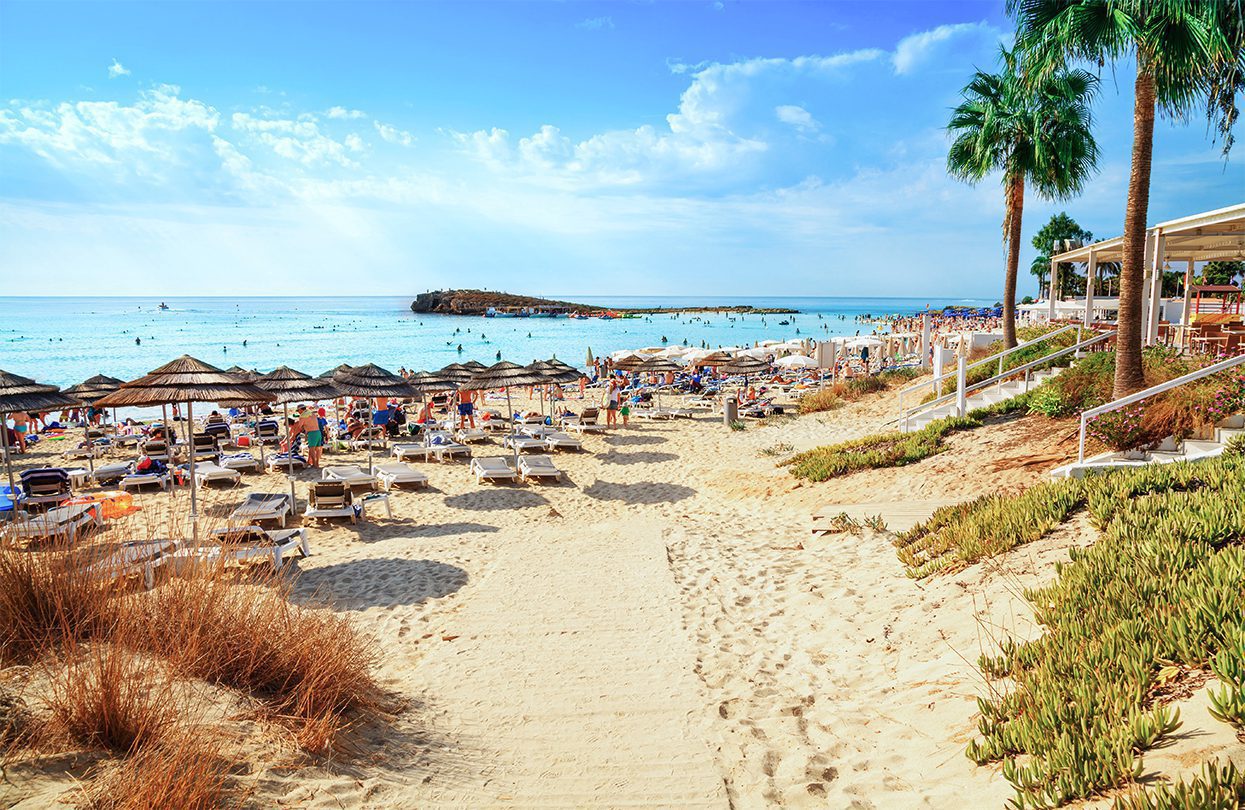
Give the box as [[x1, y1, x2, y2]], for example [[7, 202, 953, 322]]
[[1033, 202, 1245, 350]]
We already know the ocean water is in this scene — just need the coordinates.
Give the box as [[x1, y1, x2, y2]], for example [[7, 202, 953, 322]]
[[0, 295, 992, 389]]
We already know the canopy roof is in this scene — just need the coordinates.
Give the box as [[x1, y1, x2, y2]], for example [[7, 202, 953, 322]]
[[0, 370, 80, 413], [256, 366, 342, 404], [1052, 202, 1245, 264], [95, 355, 275, 408]]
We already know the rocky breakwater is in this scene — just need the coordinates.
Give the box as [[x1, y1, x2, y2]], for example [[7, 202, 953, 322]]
[[411, 290, 797, 316]]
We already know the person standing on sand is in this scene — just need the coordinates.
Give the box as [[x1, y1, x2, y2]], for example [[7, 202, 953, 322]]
[[604, 379, 620, 427], [457, 387, 476, 430], [10, 412, 29, 452], [299, 405, 324, 467]]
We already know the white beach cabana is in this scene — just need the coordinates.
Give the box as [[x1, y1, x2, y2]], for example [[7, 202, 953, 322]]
[[1047, 202, 1245, 343]]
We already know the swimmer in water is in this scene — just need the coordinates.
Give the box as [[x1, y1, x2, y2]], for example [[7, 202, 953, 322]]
[[135, 337, 141, 346]]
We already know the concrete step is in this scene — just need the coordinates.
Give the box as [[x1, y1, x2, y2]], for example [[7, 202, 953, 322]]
[[1216, 427, 1245, 444]]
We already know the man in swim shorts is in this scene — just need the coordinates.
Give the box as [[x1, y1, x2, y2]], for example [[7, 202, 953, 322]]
[[457, 388, 476, 430], [299, 405, 324, 467]]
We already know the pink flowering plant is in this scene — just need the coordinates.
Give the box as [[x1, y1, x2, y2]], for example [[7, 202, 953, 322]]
[[1087, 405, 1147, 451]]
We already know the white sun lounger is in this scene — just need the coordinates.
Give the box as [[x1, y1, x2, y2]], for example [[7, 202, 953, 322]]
[[392, 442, 433, 462], [454, 427, 490, 443], [173, 526, 309, 572], [503, 434, 546, 452], [230, 492, 294, 528], [264, 453, 306, 472], [62, 444, 104, 460], [119, 470, 171, 492], [86, 540, 176, 589], [543, 432, 582, 452], [470, 456, 518, 484], [219, 452, 260, 472], [375, 462, 429, 491], [193, 462, 242, 487], [321, 465, 378, 489], [423, 432, 472, 462], [92, 462, 133, 485], [518, 454, 563, 482], [10, 502, 104, 542]]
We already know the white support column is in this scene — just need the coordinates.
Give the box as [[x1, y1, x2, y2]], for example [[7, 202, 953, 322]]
[[1146, 231, 1165, 345], [1141, 230, 1156, 343], [1047, 259, 1059, 321], [920, 313, 931, 369], [1181, 258, 1195, 350], [1084, 248, 1097, 327]]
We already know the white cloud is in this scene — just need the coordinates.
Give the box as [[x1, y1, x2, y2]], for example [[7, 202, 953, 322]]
[[344, 133, 365, 153], [451, 50, 882, 189], [108, 59, 130, 79], [374, 121, 415, 147], [230, 112, 359, 167], [576, 16, 614, 30], [892, 21, 997, 75], [775, 104, 818, 133], [326, 106, 366, 119]]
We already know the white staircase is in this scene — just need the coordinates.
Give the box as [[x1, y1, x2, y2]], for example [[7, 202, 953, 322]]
[[897, 328, 1113, 434], [904, 366, 1065, 433], [1051, 415, 1242, 479]]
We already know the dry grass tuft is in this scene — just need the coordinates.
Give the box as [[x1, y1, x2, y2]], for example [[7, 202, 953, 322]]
[[84, 729, 233, 810], [124, 566, 383, 753], [0, 539, 116, 665], [43, 643, 180, 755]]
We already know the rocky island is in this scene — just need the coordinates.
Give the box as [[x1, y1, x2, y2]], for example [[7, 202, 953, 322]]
[[410, 289, 797, 316]]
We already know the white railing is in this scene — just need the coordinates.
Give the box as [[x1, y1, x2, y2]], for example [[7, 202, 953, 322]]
[[896, 324, 1080, 412], [1077, 352, 1245, 463], [901, 330, 1113, 431]]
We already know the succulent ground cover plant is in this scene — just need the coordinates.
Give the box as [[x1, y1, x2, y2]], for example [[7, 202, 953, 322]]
[[897, 456, 1245, 806]]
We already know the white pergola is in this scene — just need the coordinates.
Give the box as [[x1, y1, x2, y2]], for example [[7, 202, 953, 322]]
[[1048, 202, 1245, 343]]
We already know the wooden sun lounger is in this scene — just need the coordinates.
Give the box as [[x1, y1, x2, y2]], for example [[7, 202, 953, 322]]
[[304, 482, 357, 523], [470, 456, 518, 484]]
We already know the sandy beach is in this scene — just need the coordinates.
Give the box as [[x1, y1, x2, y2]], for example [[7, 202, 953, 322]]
[[1, 384, 1101, 809]]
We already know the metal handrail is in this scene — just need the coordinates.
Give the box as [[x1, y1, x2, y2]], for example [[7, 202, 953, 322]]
[[901, 330, 1114, 430], [896, 324, 1079, 411], [1076, 351, 1245, 463]]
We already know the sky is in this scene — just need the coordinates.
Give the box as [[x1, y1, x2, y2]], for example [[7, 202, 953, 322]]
[[0, 1, 1241, 299]]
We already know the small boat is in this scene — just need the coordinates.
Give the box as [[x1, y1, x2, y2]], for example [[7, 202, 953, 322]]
[[158, 302, 170, 310], [778, 319, 790, 326]]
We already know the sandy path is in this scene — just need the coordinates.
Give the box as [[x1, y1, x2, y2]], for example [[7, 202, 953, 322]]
[[403, 517, 727, 808]]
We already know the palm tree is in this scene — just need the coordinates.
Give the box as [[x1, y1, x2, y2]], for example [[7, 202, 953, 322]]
[[1010, 0, 1245, 397], [947, 47, 1099, 348]]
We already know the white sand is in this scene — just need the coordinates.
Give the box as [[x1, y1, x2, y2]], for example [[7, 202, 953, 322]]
[[1, 390, 1137, 808]]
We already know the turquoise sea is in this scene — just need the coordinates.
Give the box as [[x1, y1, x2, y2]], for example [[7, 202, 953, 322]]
[[0, 295, 992, 389]]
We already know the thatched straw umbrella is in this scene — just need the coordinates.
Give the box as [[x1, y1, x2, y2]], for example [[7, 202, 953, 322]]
[[0, 371, 80, 518], [636, 356, 681, 411], [462, 360, 487, 372], [527, 360, 580, 422], [225, 366, 260, 382], [331, 364, 423, 473], [317, 365, 354, 439], [63, 374, 124, 478], [719, 355, 772, 399], [256, 367, 342, 505], [462, 362, 551, 468], [438, 363, 474, 385], [95, 356, 275, 541]]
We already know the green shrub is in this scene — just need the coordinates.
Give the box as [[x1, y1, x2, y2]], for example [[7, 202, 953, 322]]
[[782, 415, 979, 482], [798, 389, 843, 414], [1114, 760, 1245, 809], [1026, 384, 1071, 418]]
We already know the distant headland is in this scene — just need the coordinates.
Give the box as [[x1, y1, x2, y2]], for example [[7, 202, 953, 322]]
[[410, 290, 798, 317]]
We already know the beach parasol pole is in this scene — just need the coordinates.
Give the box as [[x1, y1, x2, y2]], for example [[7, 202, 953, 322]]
[[1, 411, 15, 520], [186, 399, 198, 541]]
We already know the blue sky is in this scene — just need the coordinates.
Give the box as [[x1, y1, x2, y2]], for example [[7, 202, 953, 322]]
[[1, 1, 1241, 298]]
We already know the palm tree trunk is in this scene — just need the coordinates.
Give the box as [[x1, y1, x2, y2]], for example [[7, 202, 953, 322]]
[[1002, 174, 1024, 348], [1114, 66, 1156, 398]]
